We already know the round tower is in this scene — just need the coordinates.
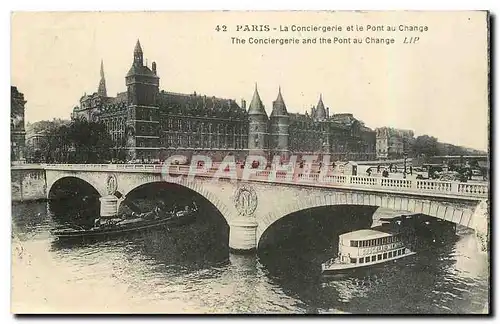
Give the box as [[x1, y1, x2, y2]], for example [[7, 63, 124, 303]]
[[270, 86, 289, 161], [247, 83, 269, 158]]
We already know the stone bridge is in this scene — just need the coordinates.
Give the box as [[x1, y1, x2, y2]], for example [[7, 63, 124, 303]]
[[38, 163, 489, 252]]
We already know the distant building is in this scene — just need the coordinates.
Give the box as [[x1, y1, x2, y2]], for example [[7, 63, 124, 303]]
[[25, 119, 71, 163], [11, 86, 26, 163], [288, 102, 376, 161], [376, 127, 414, 160], [71, 39, 377, 162]]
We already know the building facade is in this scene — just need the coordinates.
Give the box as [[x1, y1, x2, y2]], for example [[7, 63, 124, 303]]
[[375, 127, 415, 160], [71, 40, 376, 163], [11, 86, 26, 163]]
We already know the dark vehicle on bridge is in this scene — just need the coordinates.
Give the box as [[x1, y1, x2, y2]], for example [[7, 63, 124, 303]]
[[51, 203, 198, 241], [415, 164, 470, 182]]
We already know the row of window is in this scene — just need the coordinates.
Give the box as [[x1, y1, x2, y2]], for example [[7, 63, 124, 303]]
[[111, 132, 125, 144], [135, 108, 159, 121], [350, 248, 406, 264], [163, 119, 247, 134], [163, 134, 248, 149], [103, 118, 125, 132], [350, 235, 401, 248]]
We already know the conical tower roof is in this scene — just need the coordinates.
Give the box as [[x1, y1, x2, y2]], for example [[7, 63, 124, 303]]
[[271, 86, 288, 117], [248, 83, 267, 116], [314, 94, 326, 120], [134, 39, 143, 54]]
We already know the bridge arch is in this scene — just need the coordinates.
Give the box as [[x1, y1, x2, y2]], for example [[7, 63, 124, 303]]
[[46, 172, 108, 199], [119, 177, 235, 225], [47, 175, 103, 200], [256, 191, 477, 245]]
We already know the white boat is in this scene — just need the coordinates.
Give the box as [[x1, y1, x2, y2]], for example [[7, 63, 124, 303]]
[[321, 227, 416, 275]]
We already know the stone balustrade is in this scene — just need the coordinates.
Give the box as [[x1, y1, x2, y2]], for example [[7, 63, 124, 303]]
[[42, 163, 489, 198]]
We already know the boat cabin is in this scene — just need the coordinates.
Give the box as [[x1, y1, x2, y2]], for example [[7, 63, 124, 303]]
[[338, 228, 406, 264]]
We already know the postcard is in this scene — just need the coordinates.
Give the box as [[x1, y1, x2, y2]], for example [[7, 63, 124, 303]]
[[11, 11, 490, 314]]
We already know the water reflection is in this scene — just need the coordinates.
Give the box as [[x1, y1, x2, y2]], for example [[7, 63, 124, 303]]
[[11, 201, 489, 314]]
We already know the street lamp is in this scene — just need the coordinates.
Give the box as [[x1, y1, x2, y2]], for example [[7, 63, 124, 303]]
[[403, 152, 408, 179], [402, 137, 408, 179]]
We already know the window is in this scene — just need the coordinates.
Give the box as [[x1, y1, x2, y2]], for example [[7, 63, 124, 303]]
[[350, 241, 358, 247], [365, 257, 370, 263], [372, 255, 376, 262], [377, 254, 382, 261], [388, 251, 393, 258], [359, 258, 364, 264], [383, 253, 388, 259], [401, 249, 405, 255], [350, 258, 357, 264], [371, 239, 376, 246]]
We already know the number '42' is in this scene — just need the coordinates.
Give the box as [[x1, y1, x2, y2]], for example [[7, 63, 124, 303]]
[[215, 25, 228, 32]]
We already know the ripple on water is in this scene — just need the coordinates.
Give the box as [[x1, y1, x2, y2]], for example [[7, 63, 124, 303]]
[[11, 201, 490, 314]]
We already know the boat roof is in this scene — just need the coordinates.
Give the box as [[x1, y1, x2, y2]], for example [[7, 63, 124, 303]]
[[339, 228, 394, 241]]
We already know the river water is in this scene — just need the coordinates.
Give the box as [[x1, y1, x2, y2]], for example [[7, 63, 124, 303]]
[[11, 200, 489, 314]]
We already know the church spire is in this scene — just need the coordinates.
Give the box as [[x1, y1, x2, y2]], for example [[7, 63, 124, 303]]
[[248, 83, 267, 116], [314, 93, 326, 120], [97, 59, 107, 97]]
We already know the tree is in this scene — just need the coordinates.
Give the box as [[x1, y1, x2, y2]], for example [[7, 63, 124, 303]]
[[412, 135, 439, 158], [46, 118, 113, 163]]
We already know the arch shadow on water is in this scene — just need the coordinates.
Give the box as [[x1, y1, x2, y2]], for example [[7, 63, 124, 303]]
[[49, 181, 231, 274], [256, 205, 376, 288], [255, 207, 486, 314], [48, 176, 101, 230]]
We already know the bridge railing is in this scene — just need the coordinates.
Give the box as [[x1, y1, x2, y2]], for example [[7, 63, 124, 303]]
[[42, 164, 489, 198]]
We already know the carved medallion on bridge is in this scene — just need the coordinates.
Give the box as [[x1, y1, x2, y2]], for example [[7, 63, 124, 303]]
[[234, 185, 258, 217], [106, 174, 118, 195]]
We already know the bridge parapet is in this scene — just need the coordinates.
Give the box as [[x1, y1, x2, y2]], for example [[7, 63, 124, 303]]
[[40, 163, 489, 252], [42, 164, 489, 199]]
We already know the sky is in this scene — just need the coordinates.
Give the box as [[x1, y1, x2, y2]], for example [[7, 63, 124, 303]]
[[11, 11, 489, 151]]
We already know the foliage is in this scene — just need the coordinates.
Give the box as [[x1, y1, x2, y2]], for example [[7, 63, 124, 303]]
[[412, 135, 439, 158], [29, 118, 113, 163]]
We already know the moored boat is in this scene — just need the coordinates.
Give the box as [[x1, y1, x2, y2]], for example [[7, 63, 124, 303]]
[[51, 203, 198, 240], [321, 226, 416, 276]]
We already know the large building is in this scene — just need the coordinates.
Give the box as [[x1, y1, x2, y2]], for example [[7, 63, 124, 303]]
[[72, 40, 376, 163], [11, 86, 26, 163], [375, 127, 415, 160]]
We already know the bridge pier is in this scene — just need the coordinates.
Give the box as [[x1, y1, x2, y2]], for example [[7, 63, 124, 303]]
[[99, 195, 119, 218], [229, 218, 258, 253], [471, 200, 489, 253]]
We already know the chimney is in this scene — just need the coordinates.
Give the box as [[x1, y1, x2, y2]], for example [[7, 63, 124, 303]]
[[326, 107, 330, 118], [241, 99, 246, 110], [152, 62, 157, 75]]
